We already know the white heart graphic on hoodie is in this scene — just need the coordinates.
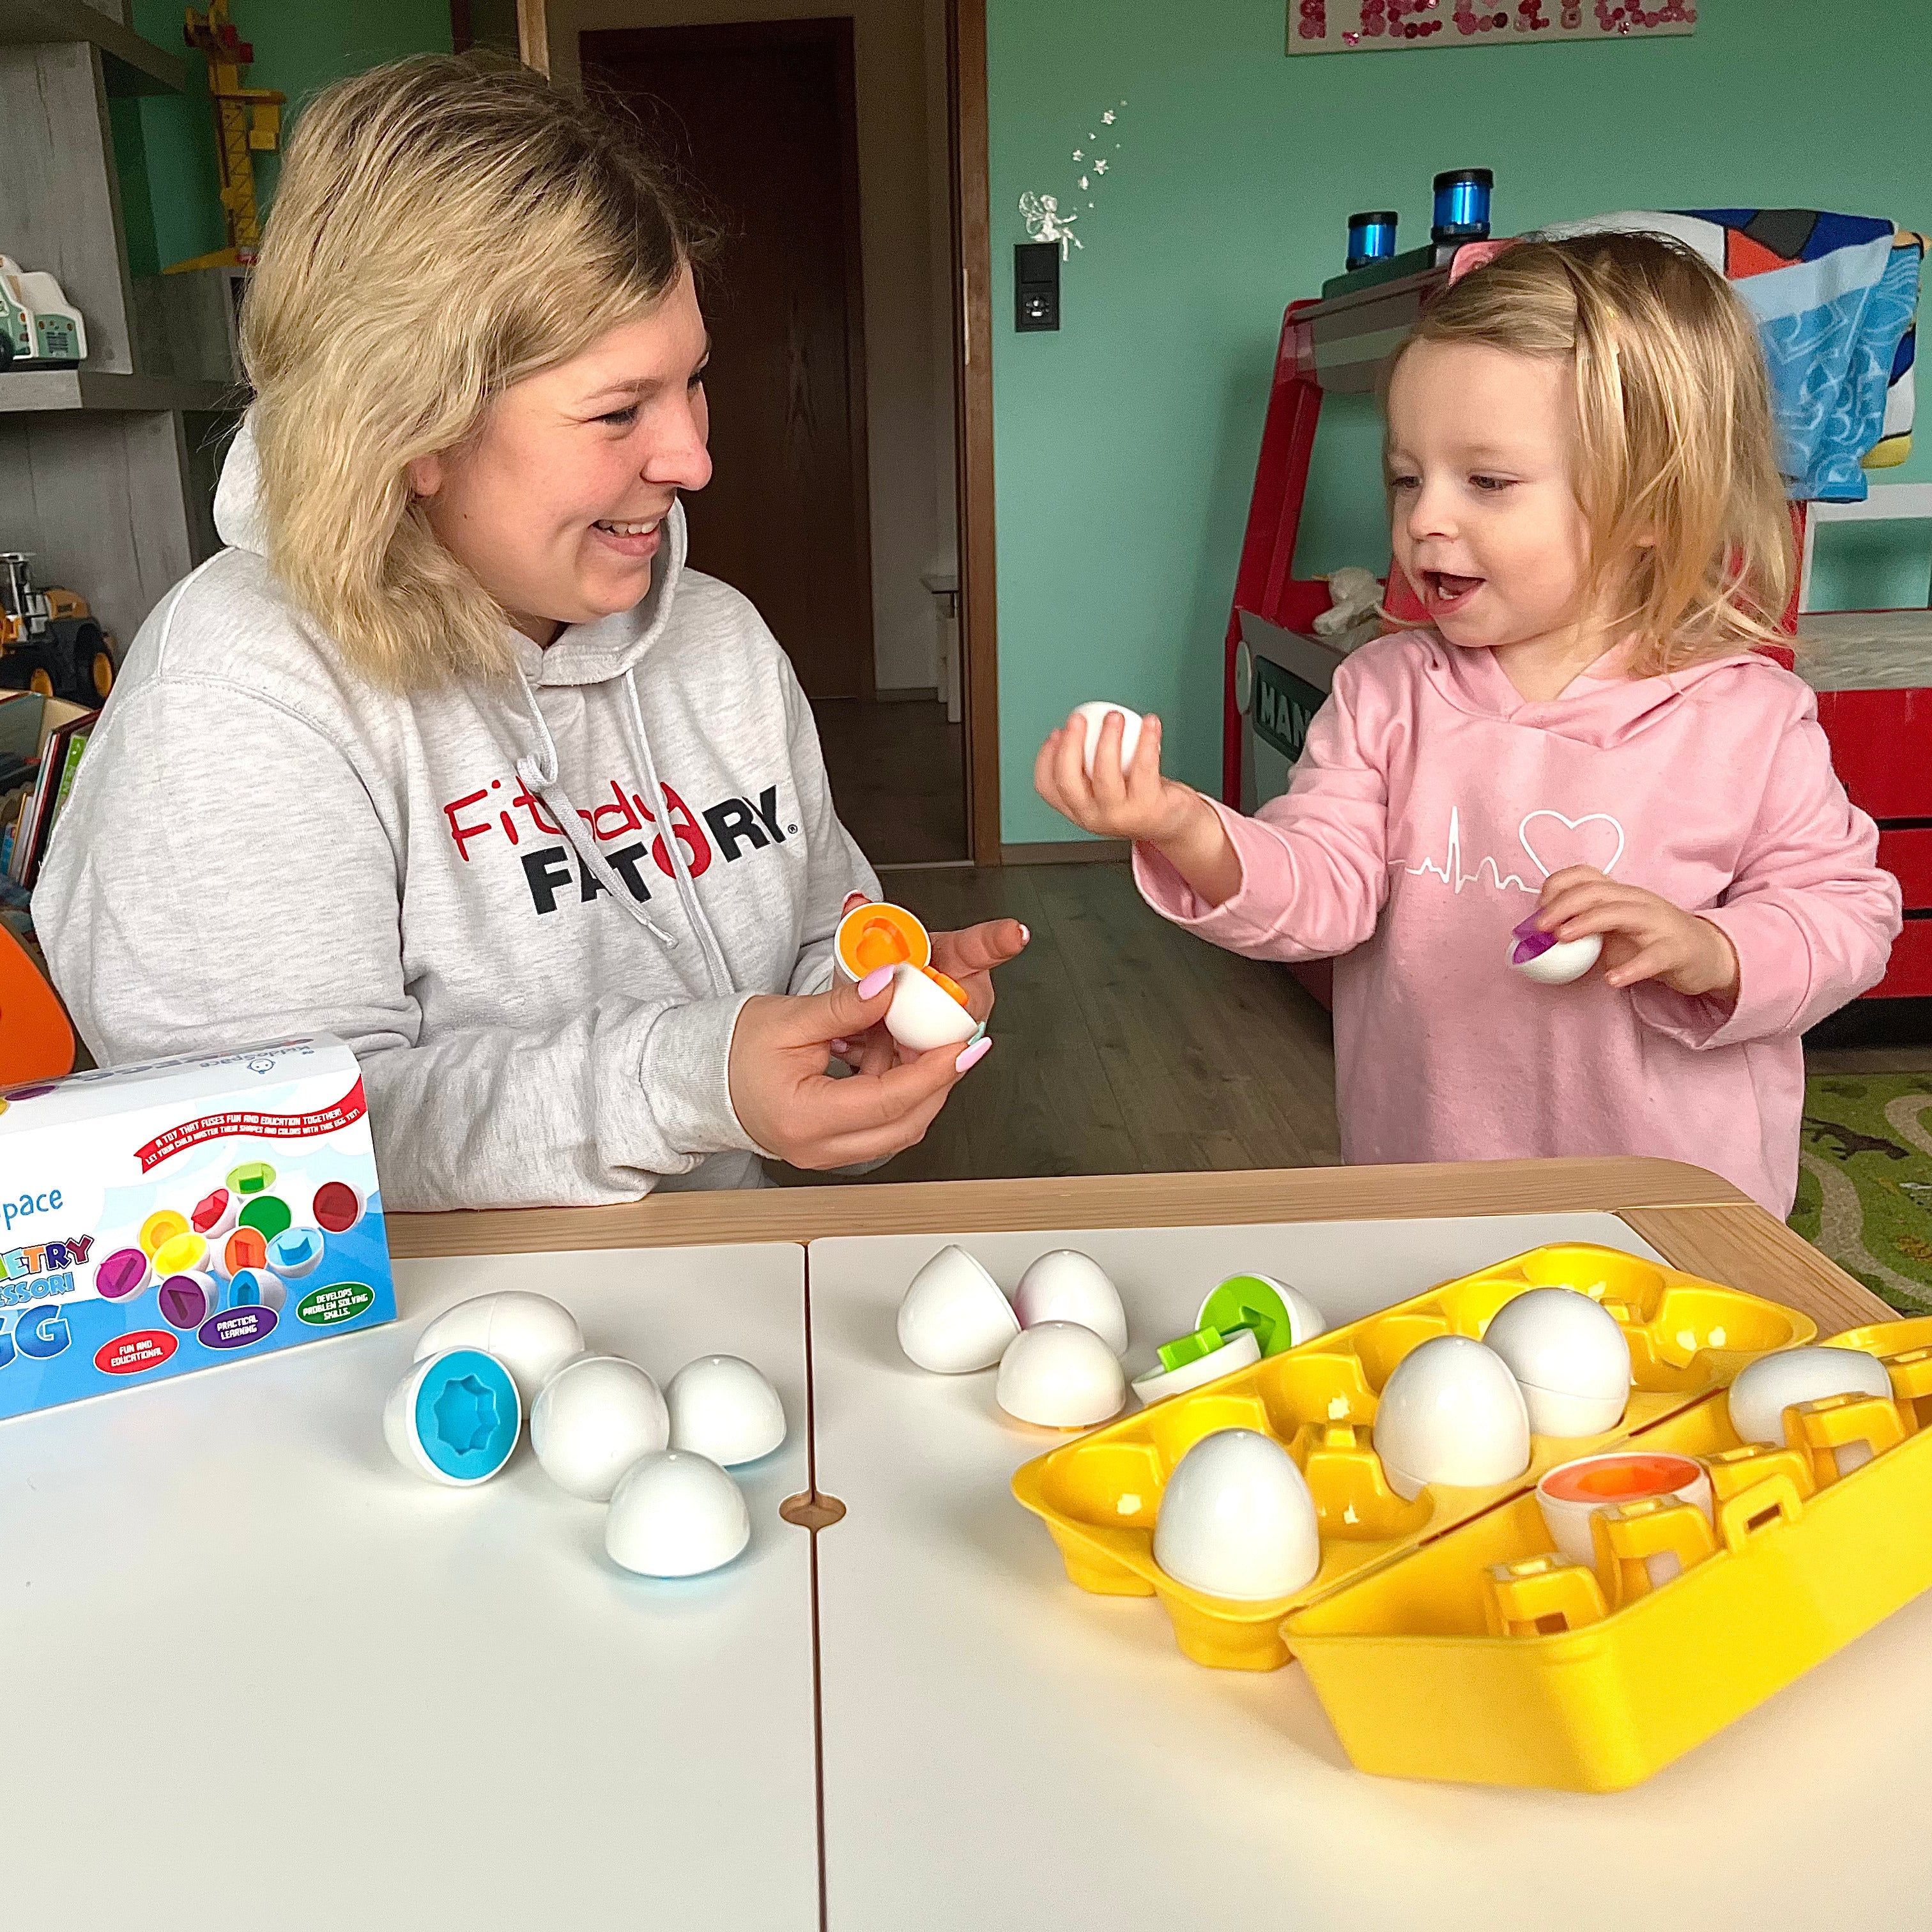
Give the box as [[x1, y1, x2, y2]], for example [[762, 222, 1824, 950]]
[[1518, 811, 1625, 880]]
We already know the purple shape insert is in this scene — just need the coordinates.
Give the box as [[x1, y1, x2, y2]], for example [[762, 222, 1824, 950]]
[[97, 1248, 149, 1300], [1511, 915, 1557, 965]]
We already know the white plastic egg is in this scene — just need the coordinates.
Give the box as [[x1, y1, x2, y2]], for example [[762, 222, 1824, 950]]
[[1153, 1428, 1321, 1600], [415, 1292, 585, 1407], [1373, 1334, 1531, 1501], [606, 1450, 751, 1577], [898, 1245, 1020, 1372], [1482, 1287, 1631, 1437], [531, 1355, 671, 1501], [1013, 1250, 1129, 1354], [1195, 1273, 1329, 1356], [1509, 928, 1603, 986], [1072, 700, 1145, 778], [1728, 1346, 1892, 1470], [1131, 1326, 1262, 1407], [884, 961, 980, 1054], [666, 1355, 787, 1467], [995, 1321, 1127, 1429], [385, 1347, 523, 1487]]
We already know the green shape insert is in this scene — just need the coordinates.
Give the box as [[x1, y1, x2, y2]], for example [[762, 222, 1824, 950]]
[[1197, 1274, 1296, 1357]]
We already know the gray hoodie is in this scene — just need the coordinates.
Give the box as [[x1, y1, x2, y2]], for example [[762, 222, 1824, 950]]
[[34, 428, 878, 1209]]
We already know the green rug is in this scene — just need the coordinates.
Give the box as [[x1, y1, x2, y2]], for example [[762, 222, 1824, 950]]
[[1791, 1074, 1932, 1315]]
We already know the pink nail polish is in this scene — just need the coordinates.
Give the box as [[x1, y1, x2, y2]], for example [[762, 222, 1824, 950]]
[[830, 1038, 850, 1054], [857, 964, 894, 1000], [955, 1037, 992, 1073], [1018, 924, 1031, 944]]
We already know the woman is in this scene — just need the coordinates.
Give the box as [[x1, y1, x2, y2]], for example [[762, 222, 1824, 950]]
[[35, 56, 1019, 1209]]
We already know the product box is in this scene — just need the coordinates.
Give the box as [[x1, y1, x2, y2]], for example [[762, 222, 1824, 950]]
[[0, 1035, 394, 1422]]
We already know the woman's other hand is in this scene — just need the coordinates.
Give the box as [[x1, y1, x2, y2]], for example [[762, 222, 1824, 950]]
[[728, 967, 990, 1169]]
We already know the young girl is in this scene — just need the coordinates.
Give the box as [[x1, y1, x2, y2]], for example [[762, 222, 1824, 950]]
[[1038, 233, 1900, 1215]]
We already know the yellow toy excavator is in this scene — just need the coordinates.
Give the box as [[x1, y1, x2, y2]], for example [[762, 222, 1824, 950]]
[[0, 555, 115, 705]]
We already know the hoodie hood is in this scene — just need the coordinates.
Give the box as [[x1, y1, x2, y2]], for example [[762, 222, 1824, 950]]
[[211, 416, 690, 691], [1406, 626, 1788, 751]]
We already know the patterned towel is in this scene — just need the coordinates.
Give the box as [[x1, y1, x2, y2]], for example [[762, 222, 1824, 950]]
[[1542, 209, 1924, 502]]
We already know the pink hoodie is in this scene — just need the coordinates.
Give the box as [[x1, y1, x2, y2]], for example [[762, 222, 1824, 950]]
[[1135, 632, 1901, 1213]]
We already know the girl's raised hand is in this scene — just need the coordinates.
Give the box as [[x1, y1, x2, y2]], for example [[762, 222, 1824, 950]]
[[1533, 866, 1741, 999], [1034, 709, 1244, 908], [1034, 709, 1200, 843]]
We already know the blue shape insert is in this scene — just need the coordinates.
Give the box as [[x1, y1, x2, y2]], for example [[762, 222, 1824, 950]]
[[414, 1349, 519, 1481]]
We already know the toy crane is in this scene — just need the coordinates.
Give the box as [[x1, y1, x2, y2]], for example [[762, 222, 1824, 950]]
[[165, 1, 285, 274]]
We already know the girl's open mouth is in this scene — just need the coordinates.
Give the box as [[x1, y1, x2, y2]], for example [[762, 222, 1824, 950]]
[[592, 517, 663, 560], [1422, 569, 1483, 614]]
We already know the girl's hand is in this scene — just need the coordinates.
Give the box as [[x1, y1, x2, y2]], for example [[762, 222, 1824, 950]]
[[1533, 866, 1741, 999], [1034, 710, 1243, 907], [728, 969, 988, 1169]]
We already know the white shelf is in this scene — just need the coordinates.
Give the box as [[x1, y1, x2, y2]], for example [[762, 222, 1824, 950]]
[[0, 0, 186, 93], [0, 367, 236, 414]]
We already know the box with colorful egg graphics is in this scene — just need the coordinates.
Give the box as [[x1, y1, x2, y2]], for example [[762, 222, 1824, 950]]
[[0, 1035, 394, 1421]]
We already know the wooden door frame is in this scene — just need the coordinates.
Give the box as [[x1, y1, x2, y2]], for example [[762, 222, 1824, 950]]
[[948, 0, 1000, 864], [580, 17, 878, 703]]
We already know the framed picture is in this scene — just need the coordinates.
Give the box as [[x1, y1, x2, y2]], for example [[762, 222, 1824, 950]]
[[1289, 1, 1695, 55]]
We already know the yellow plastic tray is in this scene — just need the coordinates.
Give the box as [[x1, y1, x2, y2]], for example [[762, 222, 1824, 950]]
[[1284, 1317, 1932, 1790], [1011, 1244, 1816, 1671]]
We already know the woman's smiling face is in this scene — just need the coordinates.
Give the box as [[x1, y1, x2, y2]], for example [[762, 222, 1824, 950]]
[[410, 264, 714, 644]]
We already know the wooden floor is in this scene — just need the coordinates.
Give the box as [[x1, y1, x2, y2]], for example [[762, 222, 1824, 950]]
[[813, 696, 967, 866], [777, 861, 1341, 1186]]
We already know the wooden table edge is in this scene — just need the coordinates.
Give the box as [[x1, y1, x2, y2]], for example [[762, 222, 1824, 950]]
[[386, 1156, 1897, 1335]]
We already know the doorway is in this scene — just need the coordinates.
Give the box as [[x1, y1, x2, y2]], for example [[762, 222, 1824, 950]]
[[583, 17, 969, 864]]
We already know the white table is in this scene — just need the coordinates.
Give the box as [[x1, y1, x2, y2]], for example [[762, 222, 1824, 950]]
[[804, 1213, 1932, 1932], [1, 1242, 819, 1931]]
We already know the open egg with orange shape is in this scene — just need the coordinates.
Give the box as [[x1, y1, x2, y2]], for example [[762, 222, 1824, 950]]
[[834, 901, 979, 1053]]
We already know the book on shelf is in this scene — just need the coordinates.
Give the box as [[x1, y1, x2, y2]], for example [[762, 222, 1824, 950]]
[[0, 692, 99, 888]]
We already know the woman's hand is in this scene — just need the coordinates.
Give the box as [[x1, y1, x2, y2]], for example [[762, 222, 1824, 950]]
[[1035, 710, 1242, 908], [728, 968, 990, 1170], [1533, 866, 1741, 999], [827, 894, 1025, 1072]]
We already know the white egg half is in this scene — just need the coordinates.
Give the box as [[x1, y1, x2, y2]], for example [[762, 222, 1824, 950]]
[[1013, 1249, 1129, 1354], [898, 1245, 1019, 1372], [1537, 1451, 1713, 1586], [384, 1347, 522, 1487], [1372, 1334, 1531, 1501], [531, 1355, 671, 1501], [605, 1450, 751, 1577], [1727, 1346, 1893, 1469], [666, 1354, 787, 1467], [1153, 1428, 1321, 1600], [415, 1291, 585, 1407], [1131, 1326, 1262, 1407], [1510, 930, 1603, 986], [995, 1321, 1127, 1429], [1482, 1287, 1632, 1437], [1195, 1273, 1329, 1355], [1072, 700, 1145, 778], [883, 962, 980, 1054]]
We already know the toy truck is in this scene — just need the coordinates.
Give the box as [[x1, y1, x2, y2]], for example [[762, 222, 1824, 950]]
[[0, 555, 114, 704]]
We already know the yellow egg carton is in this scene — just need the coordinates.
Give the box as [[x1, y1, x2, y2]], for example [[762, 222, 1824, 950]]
[[1011, 1243, 1815, 1673], [1285, 1315, 1932, 1790]]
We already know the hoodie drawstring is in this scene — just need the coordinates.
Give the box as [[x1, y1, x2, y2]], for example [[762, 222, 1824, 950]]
[[619, 666, 736, 996], [511, 669, 680, 952]]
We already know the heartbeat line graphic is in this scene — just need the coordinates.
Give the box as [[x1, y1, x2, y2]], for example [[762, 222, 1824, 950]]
[[1391, 808, 1537, 895]]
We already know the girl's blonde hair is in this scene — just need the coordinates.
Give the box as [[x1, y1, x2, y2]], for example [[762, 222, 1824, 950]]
[[241, 55, 710, 689], [1393, 232, 1793, 675]]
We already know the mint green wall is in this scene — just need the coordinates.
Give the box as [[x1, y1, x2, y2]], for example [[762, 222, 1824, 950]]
[[121, 0, 454, 275], [987, 1, 1932, 844]]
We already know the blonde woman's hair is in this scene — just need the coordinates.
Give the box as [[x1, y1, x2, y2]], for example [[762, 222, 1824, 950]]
[[241, 55, 711, 689], [1392, 232, 1793, 675]]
